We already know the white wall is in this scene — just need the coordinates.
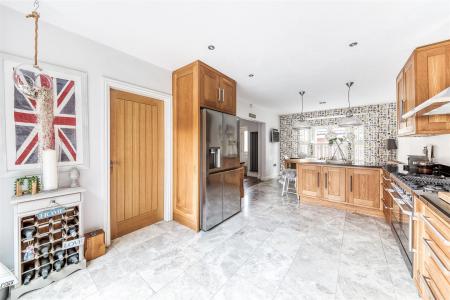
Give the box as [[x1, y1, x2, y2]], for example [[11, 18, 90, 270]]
[[0, 5, 171, 268], [398, 134, 450, 165], [237, 98, 279, 180]]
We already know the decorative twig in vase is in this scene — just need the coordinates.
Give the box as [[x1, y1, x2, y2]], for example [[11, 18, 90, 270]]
[[328, 137, 349, 162]]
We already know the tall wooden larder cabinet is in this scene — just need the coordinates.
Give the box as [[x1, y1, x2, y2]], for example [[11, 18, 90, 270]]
[[172, 61, 237, 231]]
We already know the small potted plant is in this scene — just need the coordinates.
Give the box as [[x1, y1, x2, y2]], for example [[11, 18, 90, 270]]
[[28, 176, 40, 195], [15, 178, 24, 197]]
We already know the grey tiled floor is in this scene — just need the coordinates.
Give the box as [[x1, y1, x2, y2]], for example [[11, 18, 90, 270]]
[[22, 180, 419, 299]]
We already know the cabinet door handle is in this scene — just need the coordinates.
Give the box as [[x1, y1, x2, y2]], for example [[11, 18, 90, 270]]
[[350, 175, 353, 192], [217, 88, 221, 102], [325, 173, 328, 189], [317, 172, 320, 187], [221, 88, 225, 103], [420, 275, 436, 300]]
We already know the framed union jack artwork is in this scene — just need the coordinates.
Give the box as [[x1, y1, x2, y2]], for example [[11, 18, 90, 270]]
[[1, 55, 89, 174]]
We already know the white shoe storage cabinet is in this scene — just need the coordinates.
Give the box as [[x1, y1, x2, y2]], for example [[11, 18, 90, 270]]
[[10, 187, 86, 299]]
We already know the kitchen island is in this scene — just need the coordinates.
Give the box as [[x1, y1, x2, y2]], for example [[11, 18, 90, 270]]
[[288, 159, 383, 218]]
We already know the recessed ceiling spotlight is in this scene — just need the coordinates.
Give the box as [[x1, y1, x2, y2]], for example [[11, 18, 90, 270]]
[[208, 45, 215, 50], [349, 42, 358, 47], [248, 74, 254, 78], [319, 101, 327, 105]]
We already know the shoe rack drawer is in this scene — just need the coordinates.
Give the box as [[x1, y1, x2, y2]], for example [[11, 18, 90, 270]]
[[17, 194, 81, 214]]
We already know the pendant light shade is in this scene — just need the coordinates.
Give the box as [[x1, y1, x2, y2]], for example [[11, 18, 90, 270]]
[[339, 82, 363, 127], [292, 90, 311, 130]]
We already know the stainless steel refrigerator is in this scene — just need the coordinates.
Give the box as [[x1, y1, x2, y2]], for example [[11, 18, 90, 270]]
[[201, 109, 241, 231]]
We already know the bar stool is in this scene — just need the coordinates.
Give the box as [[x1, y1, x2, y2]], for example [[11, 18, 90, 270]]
[[280, 168, 300, 205]]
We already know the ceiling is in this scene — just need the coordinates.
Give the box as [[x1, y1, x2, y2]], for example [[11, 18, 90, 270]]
[[2, 0, 450, 114]]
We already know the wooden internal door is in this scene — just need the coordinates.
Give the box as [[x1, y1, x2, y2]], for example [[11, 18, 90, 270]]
[[346, 168, 380, 209], [322, 166, 346, 203], [297, 164, 321, 198], [110, 89, 164, 239]]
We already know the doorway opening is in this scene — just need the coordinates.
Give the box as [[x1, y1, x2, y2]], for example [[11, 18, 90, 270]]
[[240, 119, 262, 190]]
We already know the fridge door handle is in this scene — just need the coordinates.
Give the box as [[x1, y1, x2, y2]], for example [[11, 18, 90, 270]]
[[216, 148, 221, 168]]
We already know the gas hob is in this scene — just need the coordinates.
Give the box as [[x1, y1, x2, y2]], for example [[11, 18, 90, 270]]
[[395, 174, 450, 193]]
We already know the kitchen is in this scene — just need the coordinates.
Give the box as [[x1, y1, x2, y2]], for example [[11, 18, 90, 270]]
[[0, 1, 449, 300]]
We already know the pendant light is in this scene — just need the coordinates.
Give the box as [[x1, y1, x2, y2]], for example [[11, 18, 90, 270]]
[[339, 81, 363, 127], [13, 0, 53, 100], [292, 90, 311, 130]]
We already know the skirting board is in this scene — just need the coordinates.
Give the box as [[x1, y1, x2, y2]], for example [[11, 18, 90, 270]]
[[300, 196, 384, 218]]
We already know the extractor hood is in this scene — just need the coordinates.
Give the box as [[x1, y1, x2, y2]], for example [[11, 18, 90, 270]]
[[401, 87, 450, 119]]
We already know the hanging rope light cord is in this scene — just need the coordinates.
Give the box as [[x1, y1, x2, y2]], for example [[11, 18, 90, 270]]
[[26, 9, 40, 68]]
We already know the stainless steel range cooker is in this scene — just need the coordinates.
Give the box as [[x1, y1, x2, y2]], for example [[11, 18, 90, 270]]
[[386, 171, 450, 275]]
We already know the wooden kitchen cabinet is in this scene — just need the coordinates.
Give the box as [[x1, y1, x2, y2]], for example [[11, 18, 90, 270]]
[[397, 39, 450, 136], [295, 163, 383, 217], [172, 60, 237, 231], [219, 76, 236, 115], [200, 64, 221, 108], [322, 166, 346, 203], [346, 168, 381, 209], [414, 196, 450, 300], [199, 63, 236, 115], [297, 164, 322, 198]]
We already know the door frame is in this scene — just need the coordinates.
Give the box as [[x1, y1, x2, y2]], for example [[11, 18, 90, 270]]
[[103, 77, 172, 246]]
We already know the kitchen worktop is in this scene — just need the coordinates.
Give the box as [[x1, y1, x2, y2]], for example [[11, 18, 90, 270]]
[[416, 191, 450, 223], [285, 158, 382, 169]]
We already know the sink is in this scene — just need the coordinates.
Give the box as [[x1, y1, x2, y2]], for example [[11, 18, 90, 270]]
[[325, 159, 350, 165], [295, 158, 326, 163]]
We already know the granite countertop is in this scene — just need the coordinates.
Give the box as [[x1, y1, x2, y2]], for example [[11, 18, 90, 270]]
[[286, 158, 381, 169], [416, 191, 450, 223]]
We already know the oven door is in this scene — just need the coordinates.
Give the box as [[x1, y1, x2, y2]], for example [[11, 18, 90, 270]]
[[388, 189, 414, 270]]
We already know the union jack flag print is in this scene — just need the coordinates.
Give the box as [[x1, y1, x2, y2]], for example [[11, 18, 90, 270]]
[[14, 70, 78, 165]]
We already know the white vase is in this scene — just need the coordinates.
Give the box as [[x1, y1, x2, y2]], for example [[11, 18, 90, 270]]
[[42, 149, 58, 191]]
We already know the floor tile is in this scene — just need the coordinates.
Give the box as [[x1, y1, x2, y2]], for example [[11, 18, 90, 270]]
[[17, 179, 418, 300]]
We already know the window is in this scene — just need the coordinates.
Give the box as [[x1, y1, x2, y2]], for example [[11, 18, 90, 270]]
[[297, 125, 364, 161], [243, 130, 249, 153], [297, 129, 311, 157]]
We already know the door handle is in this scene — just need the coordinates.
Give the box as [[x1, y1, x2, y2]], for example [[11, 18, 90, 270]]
[[217, 88, 221, 102], [221, 88, 225, 103], [325, 173, 328, 189], [350, 175, 353, 192], [317, 172, 320, 187]]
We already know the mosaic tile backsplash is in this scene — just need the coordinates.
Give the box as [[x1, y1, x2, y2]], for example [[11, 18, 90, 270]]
[[279, 102, 397, 166]]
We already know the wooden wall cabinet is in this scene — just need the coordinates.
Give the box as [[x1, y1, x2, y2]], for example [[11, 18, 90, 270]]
[[397, 39, 450, 136], [346, 168, 381, 209], [172, 60, 237, 231], [199, 63, 236, 115], [322, 166, 346, 203]]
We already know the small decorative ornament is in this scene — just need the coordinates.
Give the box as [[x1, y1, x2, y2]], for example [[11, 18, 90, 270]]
[[14, 176, 41, 196], [69, 167, 80, 188]]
